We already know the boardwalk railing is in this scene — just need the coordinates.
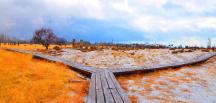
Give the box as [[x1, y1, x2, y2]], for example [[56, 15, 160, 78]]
[[5, 48, 216, 103]]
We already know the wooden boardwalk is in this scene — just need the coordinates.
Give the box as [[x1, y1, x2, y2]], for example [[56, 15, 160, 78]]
[[6, 48, 97, 77], [112, 53, 216, 75], [87, 70, 130, 103], [5, 48, 216, 103]]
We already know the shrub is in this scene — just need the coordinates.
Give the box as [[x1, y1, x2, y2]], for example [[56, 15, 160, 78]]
[[53, 46, 61, 51]]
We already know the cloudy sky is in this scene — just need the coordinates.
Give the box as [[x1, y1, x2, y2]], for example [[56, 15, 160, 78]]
[[0, 0, 216, 46]]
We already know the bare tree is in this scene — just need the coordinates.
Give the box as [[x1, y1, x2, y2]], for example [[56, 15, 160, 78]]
[[32, 28, 57, 49]]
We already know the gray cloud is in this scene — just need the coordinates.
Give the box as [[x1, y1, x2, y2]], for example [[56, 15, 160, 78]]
[[0, 0, 215, 45]]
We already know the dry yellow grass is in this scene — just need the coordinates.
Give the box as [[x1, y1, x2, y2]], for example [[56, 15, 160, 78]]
[[0, 49, 88, 103], [0, 43, 73, 51]]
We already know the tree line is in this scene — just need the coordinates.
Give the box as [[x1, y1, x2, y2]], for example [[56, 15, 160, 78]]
[[1, 28, 215, 51]]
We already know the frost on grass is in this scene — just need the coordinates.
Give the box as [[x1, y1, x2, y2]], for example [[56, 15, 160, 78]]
[[59, 49, 206, 69], [0, 49, 88, 103], [117, 57, 216, 103]]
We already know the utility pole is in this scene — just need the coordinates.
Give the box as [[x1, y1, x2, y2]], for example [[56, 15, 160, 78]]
[[207, 38, 211, 49]]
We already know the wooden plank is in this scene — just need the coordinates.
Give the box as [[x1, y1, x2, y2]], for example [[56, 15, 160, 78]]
[[105, 71, 115, 89], [96, 72, 105, 103], [87, 74, 96, 103], [108, 71, 131, 103], [104, 71, 123, 103], [110, 89, 124, 103], [100, 72, 115, 103]]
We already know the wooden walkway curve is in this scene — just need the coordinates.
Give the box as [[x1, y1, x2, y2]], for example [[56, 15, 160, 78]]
[[6, 48, 97, 76], [5, 48, 216, 103], [111, 53, 216, 75]]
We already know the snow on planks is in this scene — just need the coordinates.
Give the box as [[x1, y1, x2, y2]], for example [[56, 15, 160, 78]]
[[87, 70, 131, 103], [112, 53, 216, 75]]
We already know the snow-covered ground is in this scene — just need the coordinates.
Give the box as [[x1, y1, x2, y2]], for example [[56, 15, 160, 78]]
[[58, 49, 207, 69], [117, 57, 216, 103]]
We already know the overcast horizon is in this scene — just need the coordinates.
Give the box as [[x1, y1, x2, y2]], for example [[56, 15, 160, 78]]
[[0, 0, 216, 46]]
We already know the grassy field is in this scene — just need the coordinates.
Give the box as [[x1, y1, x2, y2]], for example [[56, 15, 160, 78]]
[[0, 43, 72, 51], [1, 43, 215, 103], [0, 49, 88, 103]]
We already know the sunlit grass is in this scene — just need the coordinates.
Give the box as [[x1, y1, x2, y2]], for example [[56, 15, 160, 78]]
[[0, 43, 72, 51], [0, 49, 88, 103]]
